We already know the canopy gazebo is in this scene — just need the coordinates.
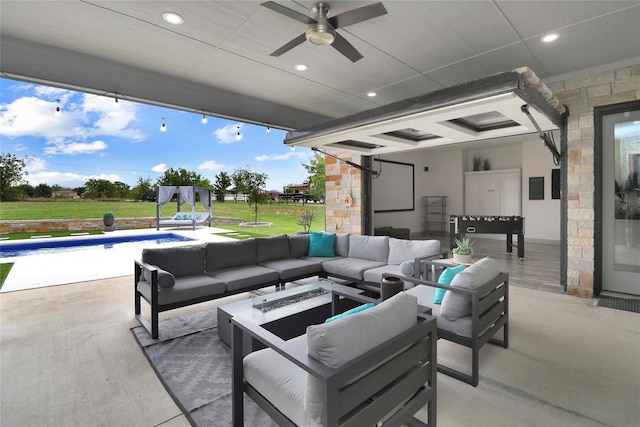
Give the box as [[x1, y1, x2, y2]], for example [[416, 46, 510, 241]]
[[155, 186, 212, 230]]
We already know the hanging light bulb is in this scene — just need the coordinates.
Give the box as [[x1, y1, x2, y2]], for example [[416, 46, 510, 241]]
[[201, 113, 207, 124], [236, 125, 241, 137], [266, 126, 271, 133], [160, 118, 166, 132], [114, 93, 119, 104], [55, 99, 61, 117]]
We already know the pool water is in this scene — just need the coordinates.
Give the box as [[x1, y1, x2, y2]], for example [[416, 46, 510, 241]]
[[0, 233, 194, 258]]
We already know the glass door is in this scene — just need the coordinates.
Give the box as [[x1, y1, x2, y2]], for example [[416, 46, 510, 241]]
[[597, 101, 640, 295]]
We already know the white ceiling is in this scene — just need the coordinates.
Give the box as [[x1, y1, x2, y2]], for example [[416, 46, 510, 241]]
[[1, 1, 639, 131]]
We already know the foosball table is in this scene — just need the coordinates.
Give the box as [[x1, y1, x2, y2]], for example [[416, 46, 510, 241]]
[[450, 215, 525, 259]]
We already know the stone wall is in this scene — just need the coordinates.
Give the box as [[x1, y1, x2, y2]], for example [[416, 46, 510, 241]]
[[0, 216, 243, 234], [325, 152, 362, 234], [547, 63, 640, 297]]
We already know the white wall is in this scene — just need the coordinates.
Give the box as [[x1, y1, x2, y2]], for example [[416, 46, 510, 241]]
[[372, 136, 561, 242]]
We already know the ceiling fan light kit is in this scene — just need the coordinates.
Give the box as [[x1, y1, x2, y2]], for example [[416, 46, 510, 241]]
[[261, 1, 387, 62]]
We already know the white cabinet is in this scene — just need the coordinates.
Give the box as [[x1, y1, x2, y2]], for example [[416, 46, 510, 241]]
[[464, 169, 521, 216]]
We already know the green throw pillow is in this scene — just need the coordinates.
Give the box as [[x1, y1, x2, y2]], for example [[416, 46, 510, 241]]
[[434, 264, 466, 304], [325, 303, 375, 323], [308, 231, 336, 257]]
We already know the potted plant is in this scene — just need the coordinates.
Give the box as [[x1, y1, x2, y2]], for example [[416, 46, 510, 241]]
[[103, 212, 115, 232], [452, 237, 474, 263], [296, 209, 314, 234]]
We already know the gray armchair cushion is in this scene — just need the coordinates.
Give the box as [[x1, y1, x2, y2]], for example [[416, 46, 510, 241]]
[[256, 234, 290, 263], [440, 257, 500, 321], [205, 239, 256, 271], [348, 235, 389, 262], [388, 238, 440, 265], [288, 234, 310, 258], [304, 292, 418, 422], [142, 245, 205, 277]]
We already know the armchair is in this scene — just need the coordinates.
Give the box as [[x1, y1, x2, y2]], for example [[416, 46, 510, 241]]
[[231, 292, 437, 427]]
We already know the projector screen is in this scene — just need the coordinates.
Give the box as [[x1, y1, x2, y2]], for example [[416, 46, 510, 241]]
[[373, 159, 415, 212]]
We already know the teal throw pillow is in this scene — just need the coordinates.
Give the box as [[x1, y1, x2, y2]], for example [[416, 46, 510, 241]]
[[308, 231, 336, 257], [325, 303, 375, 323], [434, 264, 466, 304]]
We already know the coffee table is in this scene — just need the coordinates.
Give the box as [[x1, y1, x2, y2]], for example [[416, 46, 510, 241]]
[[217, 279, 366, 352]]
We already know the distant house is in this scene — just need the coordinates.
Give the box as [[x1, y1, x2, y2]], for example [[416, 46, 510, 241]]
[[284, 183, 310, 194], [52, 190, 79, 199]]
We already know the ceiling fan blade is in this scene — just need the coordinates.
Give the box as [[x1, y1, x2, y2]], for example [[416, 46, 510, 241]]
[[331, 32, 363, 62], [261, 1, 316, 25], [328, 2, 387, 29], [270, 33, 307, 57]]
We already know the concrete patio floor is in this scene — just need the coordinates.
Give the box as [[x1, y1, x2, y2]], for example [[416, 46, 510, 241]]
[[1, 273, 638, 427]]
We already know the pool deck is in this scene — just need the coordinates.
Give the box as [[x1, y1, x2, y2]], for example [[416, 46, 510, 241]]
[[0, 227, 238, 293]]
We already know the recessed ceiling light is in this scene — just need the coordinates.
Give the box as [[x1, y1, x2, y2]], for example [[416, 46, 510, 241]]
[[294, 64, 308, 71], [163, 12, 184, 25], [367, 92, 377, 97], [541, 33, 559, 43]]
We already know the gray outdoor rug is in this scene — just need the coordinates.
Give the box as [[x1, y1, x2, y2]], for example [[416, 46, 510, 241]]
[[597, 296, 640, 313], [131, 309, 277, 427]]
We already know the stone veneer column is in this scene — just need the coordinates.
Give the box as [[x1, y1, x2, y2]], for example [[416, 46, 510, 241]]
[[324, 151, 362, 234], [547, 64, 640, 297]]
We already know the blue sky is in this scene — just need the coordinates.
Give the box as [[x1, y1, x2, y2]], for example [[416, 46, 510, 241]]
[[0, 78, 313, 192]]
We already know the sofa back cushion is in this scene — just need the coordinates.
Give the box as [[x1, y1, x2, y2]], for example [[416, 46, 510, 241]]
[[334, 233, 350, 257], [348, 235, 389, 262], [388, 238, 440, 265], [288, 234, 310, 258], [440, 257, 500, 320], [142, 245, 205, 277], [256, 234, 290, 263], [205, 239, 257, 271], [304, 292, 417, 421]]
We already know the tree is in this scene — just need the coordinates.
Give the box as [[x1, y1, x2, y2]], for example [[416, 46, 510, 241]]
[[85, 178, 117, 199], [131, 176, 155, 201], [73, 186, 86, 198], [156, 167, 211, 188], [0, 153, 28, 201], [230, 169, 249, 201], [17, 184, 35, 199], [302, 152, 325, 202], [234, 167, 268, 223], [113, 181, 131, 199], [213, 171, 232, 202], [34, 183, 52, 198]]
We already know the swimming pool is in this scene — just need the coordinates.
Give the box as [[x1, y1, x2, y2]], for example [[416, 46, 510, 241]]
[[0, 233, 195, 258]]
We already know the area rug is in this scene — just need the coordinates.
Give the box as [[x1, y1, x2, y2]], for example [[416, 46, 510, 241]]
[[597, 296, 640, 313], [131, 309, 276, 427]]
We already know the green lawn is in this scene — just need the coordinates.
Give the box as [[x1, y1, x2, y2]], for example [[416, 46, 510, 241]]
[[0, 263, 13, 289], [0, 200, 326, 236]]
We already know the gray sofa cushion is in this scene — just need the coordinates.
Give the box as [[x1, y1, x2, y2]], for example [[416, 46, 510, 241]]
[[335, 233, 350, 257], [321, 257, 386, 281], [256, 234, 290, 263], [243, 335, 313, 426], [348, 235, 389, 262], [387, 238, 440, 265], [142, 245, 205, 277], [137, 275, 226, 306], [305, 292, 418, 422], [440, 257, 500, 321], [205, 239, 256, 271], [207, 265, 279, 292], [142, 268, 176, 289], [362, 264, 403, 284], [289, 234, 310, 258], [258, 258, 322, 281]]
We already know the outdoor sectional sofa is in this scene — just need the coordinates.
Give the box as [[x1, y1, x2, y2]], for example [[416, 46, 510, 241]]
[[134, 232, 444, 338]]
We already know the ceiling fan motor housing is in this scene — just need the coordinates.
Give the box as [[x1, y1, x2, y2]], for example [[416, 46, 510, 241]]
[[306, 3, 335, 45]]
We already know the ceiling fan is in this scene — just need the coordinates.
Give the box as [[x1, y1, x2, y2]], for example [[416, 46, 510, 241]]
[[261, 1, 387, 62]]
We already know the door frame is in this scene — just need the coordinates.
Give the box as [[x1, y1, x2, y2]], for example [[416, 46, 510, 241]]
[[594, 100, 640, 295]]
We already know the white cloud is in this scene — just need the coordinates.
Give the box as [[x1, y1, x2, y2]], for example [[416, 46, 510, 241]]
[[44, 140, 108, 155], [214, 123, 243, 143], [152, 163, 168, 173], [25, 157, 47, 172], [255, 151, 307, 161], [83, 95, 146, 142], [198, 160, 224, 170]]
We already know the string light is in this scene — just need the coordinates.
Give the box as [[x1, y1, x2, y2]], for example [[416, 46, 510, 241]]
[[266, 126, 271, 133], [160, 117, 166, 132], [55, 99, 61, 116], [201, 113, 208, 124], [114, 93, 119, 103], [237, 125, 241, 137]]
